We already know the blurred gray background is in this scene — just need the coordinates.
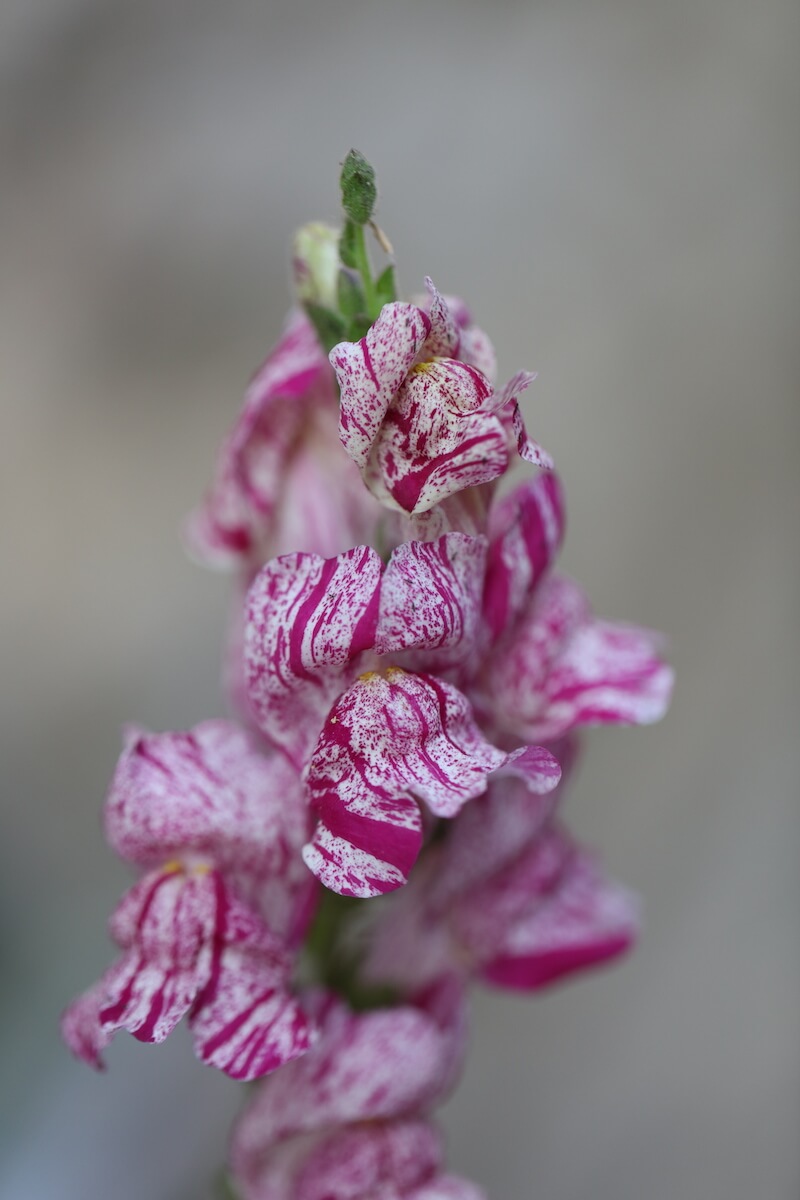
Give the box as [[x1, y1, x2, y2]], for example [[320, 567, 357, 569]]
[[1, 1, 798, 1197]]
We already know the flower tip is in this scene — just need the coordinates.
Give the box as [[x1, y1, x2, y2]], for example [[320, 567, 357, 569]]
[[340, 149, 377, 224]]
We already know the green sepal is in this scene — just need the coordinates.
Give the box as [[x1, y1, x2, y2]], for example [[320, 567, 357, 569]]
[[303, 301, 347, 354], [339, 218, 360, 270], [374, 263, 397, 307], [340, 149, 377, 224], [337, 268, 365, 320]]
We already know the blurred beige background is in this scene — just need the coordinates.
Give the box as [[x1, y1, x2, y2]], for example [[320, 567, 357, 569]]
[[1, 1, 798, 1197]]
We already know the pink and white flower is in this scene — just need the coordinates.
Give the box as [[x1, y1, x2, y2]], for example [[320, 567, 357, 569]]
[[244, 539, 562, 896], [230, 981, 485, 1200], [61, 721, 317, 1079], [331, 279, 552, 516]]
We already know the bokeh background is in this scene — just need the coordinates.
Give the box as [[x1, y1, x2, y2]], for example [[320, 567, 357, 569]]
[[2, 1, 798, 1197]]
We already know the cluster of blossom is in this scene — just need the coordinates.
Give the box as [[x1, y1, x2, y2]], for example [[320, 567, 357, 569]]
[[62, 154, 673, 1199]]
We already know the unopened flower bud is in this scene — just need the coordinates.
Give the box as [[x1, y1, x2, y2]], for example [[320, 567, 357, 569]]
[[340, 149, 377, 224], [292, 222, 340, 309]]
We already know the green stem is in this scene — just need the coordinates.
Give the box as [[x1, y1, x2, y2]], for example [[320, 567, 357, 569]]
[[350, 222, 379, 320]]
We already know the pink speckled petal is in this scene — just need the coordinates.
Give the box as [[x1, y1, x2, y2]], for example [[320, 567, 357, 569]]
[[186, 310, 331, 569], [244, 546, 382, 768], [422, 278, 460, 358], [292, 1118, 442, 1200], [535, 618, 675, 741], [483, 472, 566, 640], [366, 361, 508, 514], [332, 303, 431, 468], [190, 946, 315, 1081], [60, 978, 114, 1070], [104, 721, 308, 892], [99, 866, 220, 1045], [477, 831, 641, 991], [376, 533, 488, 672], [490, 370, 554, 470], [480, 574, 592, 740], [304, 670, 558, 895], [232, 996, 465, 1185], [302, 784, 423, 899]]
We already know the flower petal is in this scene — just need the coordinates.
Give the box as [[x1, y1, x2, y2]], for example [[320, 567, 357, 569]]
[[483, 472, 566, 640], [478, 834, 641, 990], [100, 867, 220, 1044], [302, 790, 423, 899], [422, 277, 460, 358], [365, 361, 508, 514], [190, 946, 316, 1081], [491, 370, 554, 470], [185, 310, 330, 569], [60, 979, 114, 1070], [245, 546, 382, 767], [293, 1118, 443, 1200], [536, 618, 675, 739], [376, 533, 488, 673], [231, 997, 465, 1184], [332, 302, 431, 468]]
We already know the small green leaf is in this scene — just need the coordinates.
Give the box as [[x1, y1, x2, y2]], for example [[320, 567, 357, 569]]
[[337, 268, 365, 320], [340, 149, 377, 224], [339, 218, 360, 270], [303, 301, 346, 353], [374, 264, 397, 307]]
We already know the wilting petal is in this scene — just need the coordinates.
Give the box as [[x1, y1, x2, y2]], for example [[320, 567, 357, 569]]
[[376, 533, 488, 673], [366, 361, 508, 514], [477, 833, 641, 990], [190, 945, 315, 1081], [245, 546, 382, 767], [332, 302, 431, 468], [483, 472, 566, 640], [100, 866, 220, 1045], [186, 310, 331, 569]]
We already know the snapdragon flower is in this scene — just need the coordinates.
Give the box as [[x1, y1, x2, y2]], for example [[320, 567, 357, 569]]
[[62, 151, 673, 1198], [62, 721, 317, 1080]]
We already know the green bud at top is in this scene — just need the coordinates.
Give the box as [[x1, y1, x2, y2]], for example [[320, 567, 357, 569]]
[[292, 222, 340, 310], [340, 149, 377, 224]]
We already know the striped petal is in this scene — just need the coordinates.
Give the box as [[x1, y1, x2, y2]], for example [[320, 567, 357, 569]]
[[376, 533, 488, 674], [474, 830, 641, 991], [232, 991, 466, 1185], [245, 546, 382, 768], [483, 472, 566, 640], [185, 310, 331, 569], [303, 670, 509, 896], [332, 302, 431, 468], [190, 946, 315, 1081], [484, 575, 674, 742], [99, 866, 220, 1045], [365, 360, 508, 514], [103, 720, 313, 942]]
